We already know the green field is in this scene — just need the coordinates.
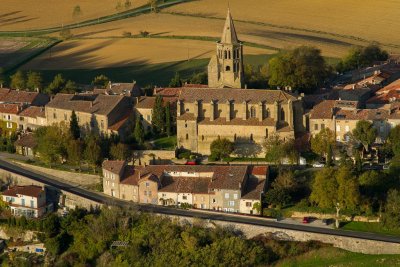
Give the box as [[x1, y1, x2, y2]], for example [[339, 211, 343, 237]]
[[341, 221, 400, 237], [276, 247, 400, 267], [34, 54, 273, 87]]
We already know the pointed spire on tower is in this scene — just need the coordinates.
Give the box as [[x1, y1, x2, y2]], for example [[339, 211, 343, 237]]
[[221, 8, 239, 44]]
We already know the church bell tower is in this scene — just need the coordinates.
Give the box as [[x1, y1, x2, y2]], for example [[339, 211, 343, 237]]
[[208, 9, 244, 89]]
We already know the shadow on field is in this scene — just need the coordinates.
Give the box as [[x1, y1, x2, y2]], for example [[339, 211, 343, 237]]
[[247, 29, 353, 47], [0, 11, 38, 28], [74, 28, 121, 38]]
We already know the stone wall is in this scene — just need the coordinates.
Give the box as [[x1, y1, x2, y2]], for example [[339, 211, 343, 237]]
[[134, 150, 176, 166], [165, 214, 400, 255]]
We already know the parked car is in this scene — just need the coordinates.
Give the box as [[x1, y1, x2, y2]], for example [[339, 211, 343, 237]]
[[312, 162, 325, 168], [363, 163, 382, 171], [302, 217, 310, 224], [322, 218, 332, 225], [383, 164, 390, 170]]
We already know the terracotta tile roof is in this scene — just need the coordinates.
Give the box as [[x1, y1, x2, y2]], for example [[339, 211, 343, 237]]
[[241, 177, 266, 200], [120, 166, 144, 185], [251, 166, 269, 176], [367, 79, 400, 104], [183, 84, 209, 88], [0, 103, 21, 114], [159, 176, 210, 194], [198, 117, 276, 126], [18, 106, 45, 118], [136, 96, 178, 109], [335, 109, 389, 121], [177, 112, 197, 121], [309, 100, 336, 120], [14, 133, 37, 148], [108, 111, 132, 131], [102, 160, 126, 174], [0, 88, 46, 104], [154, 87, 182, 97], [46, 93, 128, 115], [2, 185, 43, 198], [178, 88, 298, 104], [209, 166, 248, 190]]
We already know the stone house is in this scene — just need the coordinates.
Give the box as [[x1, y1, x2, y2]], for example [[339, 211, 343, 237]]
[[0, 88, 49, 107], [15, 133, 37, 157], [239, 166, 268, 215], [94, 81, 141, 97], [2, 185, 50, 218], [45, 93, 133, 139], [176, 88, 305, 156], [309, 99, 391, 144], [102, 161, 268, 214], [18, 106, 47, 131]]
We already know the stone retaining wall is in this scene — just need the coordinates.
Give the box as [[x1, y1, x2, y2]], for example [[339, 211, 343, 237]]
[[166, 215, 400, 255]]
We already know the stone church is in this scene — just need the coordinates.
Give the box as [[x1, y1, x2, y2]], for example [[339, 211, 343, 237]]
[[177, 10, 305, 156]]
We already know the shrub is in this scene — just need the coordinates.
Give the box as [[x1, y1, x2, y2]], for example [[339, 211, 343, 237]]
[[139, 30, 150, 37], [122, 31, 132, 37]]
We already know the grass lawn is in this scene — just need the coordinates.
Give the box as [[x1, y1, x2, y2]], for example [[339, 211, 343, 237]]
[[341, 221, 400, 237], [276, 247, 400, 267], [151, 135, 177, 150]]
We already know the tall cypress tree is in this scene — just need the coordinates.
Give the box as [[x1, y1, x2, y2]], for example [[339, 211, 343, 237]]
[[165, 103, 171, 137], [134, 116, 145, 146], [152, 95, 165, 134], [70, 110, 80, 139]]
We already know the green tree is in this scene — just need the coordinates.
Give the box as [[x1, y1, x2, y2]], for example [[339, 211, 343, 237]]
[[46, 73, 66, 94], [26, 71, 42, 91], [326, 143, 333, 166], [189, 72, 208, 85], [0, 68, 6, 87], [63, 80, 78, 93], [336, 167, 360, 211], [84, 136, 101, 172], [72, 5, 82, 18], [10, 70, 25, 89], [210, 138, 234, 161], [60, 28, 73, 39], [165, 103, 172, 137], [152, 95, 165, 134], [354, 149, 363, 173], [268, 46, 330, 94], [124, 0, 132, 9], [149, 0, 158, 13], [352, 120, 377, 152], [110, 143, 130, 160], [70, 110, 80, 140], [388, 125, 400, 157], [358, 171, 385, 199], [169, 72, 182, 88], [134, 116, 145, 146], [272, 171, 298, 191], [310, 168, 338, 209], [92, 75, 110, 88], [67, 139, 83, 169], [264, 188, 291, 207], [263, 134, 298, 165], [382, 189, 400, 229], [311, 128, 335, 158]]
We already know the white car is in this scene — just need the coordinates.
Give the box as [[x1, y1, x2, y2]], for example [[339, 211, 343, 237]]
[[312, 162, 325, 168]]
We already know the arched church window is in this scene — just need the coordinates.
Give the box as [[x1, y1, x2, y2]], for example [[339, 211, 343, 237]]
[[265, 128, 269, 138], [250, 106, 256, 118], [234, 134, 237, 141], [280, 108, 285, 121], [250, 134, 253, 141], [226, 66, 231, 71], [266, 108, 270, 118], [186, 134, 189, 140], [228, 50, 231, 59], [224, 51, 227, 59]]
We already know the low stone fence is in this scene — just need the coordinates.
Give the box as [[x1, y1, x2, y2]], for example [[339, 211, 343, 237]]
[[134, 150, 176, 166], [290, 211, 380, 223]]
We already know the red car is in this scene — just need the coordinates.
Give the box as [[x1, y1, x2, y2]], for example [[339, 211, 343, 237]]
[[302, 217, 310, 224], [185, 160, 197, 165]]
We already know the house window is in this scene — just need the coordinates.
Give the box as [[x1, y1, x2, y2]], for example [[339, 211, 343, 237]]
[[186, 134, 189, 140], [250, 106, 256, 118], [280, 108, 285, 121], [225, 193, 229, 199], [21, 199, 25, 206], [212, 199, 216, 203], [101, 120, 104, 129], [7, 115, 11, 121], [30, 200, 34, 208], [229, 201, 235, 207], [314, 124, 318, 131], [202, 135, 204, 141], [336, 125, 341, 132], [112, 182, 114, 187], [145, 182, 150, 187], [345, 125, 350, 132], [233, 194, 238, 199], [265, 128, 268, 138], [53, 113, 56, 119], [182, 196, 187, 200], [345, 135, 350, 142], [64, 113, 67, 120], [321, 124, 325, 130], [246, 202, 252, 207], [6, 122, 12, 129]]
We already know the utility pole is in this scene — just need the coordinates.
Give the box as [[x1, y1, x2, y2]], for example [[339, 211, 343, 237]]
[[335, 202, 341, 228]]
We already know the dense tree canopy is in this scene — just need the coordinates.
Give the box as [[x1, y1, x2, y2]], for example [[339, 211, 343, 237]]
[[352, 120, 377, 151], [268, 46, 330, 94], [311, 128, 336, 158], [210, 138, 234, 161], [336, 44, 389, 73]]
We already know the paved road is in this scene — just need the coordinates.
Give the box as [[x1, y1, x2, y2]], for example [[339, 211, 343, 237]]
[[1, 158, 400, 244]]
